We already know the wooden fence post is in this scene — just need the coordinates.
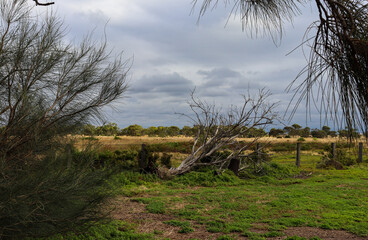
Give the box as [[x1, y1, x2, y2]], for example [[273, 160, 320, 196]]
[[139, 144, 147, 171], [358, 142, 363, 163], [228, 158, 240, 176], [331, 143, 336, 159], [296, 142, 301, 167], [256, 143, 261, 164]]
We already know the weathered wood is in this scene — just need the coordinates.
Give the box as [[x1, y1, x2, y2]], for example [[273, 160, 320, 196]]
[[331, 143, 336, 159], [139, 144, 147, 171], [256, 143, 261, 164], [296, 142, 301, 167], [228, 158, 240, 176], [358, 142, 363, 163]]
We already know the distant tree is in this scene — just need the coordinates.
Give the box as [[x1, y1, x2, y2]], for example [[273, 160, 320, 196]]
[[167, 126, 180, 136], [194, 0, 368, 137], [269, 128, 284, 137], [300, 127, 311, 138], [96, 122, 120, 136], [81, 124, 97, 136], [289, 124, 302, 137], [322, 126, 331, 136], [123, 124, 144, 136], [156, 126, 168, 137], [146, 126, 158, 136], [329, 130, 337, 137], [338, 128, 360, 138], [243, 127, 267, 138], [283, 126, 293, 136], [181, 125, 194, 137], [311, 129, 327, 138]]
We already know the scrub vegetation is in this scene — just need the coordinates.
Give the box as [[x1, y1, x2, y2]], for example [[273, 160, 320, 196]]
[[30, 136, 368, 240]]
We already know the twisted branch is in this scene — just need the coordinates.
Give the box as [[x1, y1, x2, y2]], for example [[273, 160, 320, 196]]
[[33, 0, 55, 6]]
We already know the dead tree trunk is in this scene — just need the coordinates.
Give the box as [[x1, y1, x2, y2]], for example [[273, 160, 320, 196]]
[[167, 89, 277, 176]]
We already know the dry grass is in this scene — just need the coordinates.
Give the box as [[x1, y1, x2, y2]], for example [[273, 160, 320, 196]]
[[74, 135, 193, 151], [74, 135, 366, 151]]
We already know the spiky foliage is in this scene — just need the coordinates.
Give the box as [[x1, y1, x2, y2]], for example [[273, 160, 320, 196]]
[[194, 0, 368, 137], [0, 0, 128, 238], [0, 146, 115, 239], [291, 0, 368, 137], [0, 0, 129, 166], [193, 0, 304, 38]]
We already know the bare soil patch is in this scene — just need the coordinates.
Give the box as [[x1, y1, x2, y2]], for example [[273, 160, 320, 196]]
[[281, 227, 367, 240], [109, 197, 367, 240]]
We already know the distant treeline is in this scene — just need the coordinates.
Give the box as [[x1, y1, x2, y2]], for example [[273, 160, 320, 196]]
[[80, 123, 361, 138]]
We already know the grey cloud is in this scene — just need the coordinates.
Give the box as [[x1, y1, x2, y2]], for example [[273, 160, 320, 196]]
[[130, 72, 195, 97], [59, 0, 326, 130]]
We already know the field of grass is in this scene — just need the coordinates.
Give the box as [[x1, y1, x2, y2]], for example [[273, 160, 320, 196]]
[[42, 136, 368, 240]]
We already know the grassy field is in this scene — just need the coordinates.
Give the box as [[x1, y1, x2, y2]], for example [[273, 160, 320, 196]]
[[44, 136, 368, 240]]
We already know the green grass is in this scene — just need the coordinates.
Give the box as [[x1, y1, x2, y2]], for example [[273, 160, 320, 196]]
[[30, 221, 155, 240], [38, 149, 368, 239], [117, 160, 368, 238], [164, 220, 194, 233]]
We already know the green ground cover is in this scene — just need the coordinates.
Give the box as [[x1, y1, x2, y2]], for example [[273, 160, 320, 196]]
[[35, 148, 368, 240]]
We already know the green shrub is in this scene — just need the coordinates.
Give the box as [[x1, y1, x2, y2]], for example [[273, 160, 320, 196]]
[[297, 137, 305, 142], [0, 148, 117, 239], [239, 162, 300, 179], [96, 150, 139, 169], [317, 149, 356, 169]]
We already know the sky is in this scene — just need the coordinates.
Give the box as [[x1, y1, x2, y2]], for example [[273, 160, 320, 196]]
[[39, 0, 330, 129]]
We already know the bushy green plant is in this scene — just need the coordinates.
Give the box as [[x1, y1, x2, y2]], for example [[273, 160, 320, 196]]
[[239, 162, 300, 179], [0, 147, 117, 239], [317, 149, 356, 169], [96, 150, 139, 169]]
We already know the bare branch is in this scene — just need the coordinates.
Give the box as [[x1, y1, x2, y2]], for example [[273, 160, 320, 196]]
[[168, 88, 277, 175], [33, 0, 55, 6]]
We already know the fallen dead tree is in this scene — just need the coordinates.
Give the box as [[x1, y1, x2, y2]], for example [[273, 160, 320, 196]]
[[168, 89, 278, 176]]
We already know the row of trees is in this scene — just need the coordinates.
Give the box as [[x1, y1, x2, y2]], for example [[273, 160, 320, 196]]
[[81, 123, 360, 138]]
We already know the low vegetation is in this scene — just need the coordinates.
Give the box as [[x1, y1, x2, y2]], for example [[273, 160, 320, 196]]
[[28, 136, 368, 240]]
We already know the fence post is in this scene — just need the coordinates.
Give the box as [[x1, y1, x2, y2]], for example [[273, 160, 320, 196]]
[[331, 143, 336, 159], [358, 142, 363, 163], [228, 158, 240, 176], [139, 144, 147, 171], [256, 143, 261, 164], [296, 142, 301, 167]]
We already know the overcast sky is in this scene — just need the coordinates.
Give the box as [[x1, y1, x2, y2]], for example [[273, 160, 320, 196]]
[[41, 1, 331, 129]]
